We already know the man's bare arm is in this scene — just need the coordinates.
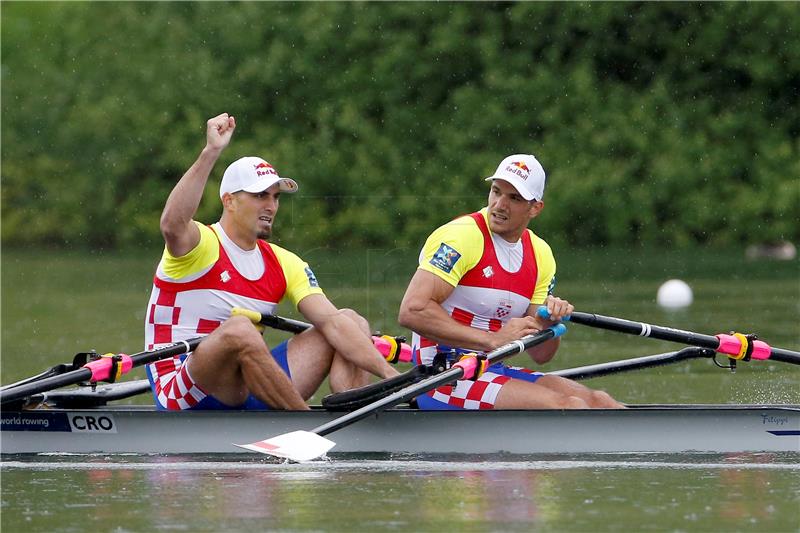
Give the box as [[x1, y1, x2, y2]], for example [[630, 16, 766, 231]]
[[398, 270, 541, 352], [160, 113, 236, 257], [298, 294, 398, 380]]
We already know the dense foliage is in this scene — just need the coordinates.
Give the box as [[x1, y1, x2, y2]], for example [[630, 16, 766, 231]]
[[2, 2, 798, 250]]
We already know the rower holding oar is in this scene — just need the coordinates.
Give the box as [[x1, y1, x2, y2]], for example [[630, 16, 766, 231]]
[[144, 113, 399, 411], [398, 154, 624, 409]]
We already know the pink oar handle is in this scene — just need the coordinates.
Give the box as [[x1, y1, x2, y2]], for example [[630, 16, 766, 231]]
[[452, 353, 489, 381], [84, 354, 134, 382], [715, 334, 772, 360], [371, 336, 412, 363], [452, 356, 479, 380]]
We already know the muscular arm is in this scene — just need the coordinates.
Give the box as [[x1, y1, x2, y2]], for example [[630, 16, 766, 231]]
[[398, 270, 541, 352], [160, 113, 236, 257], [298, 294, 398, 379]]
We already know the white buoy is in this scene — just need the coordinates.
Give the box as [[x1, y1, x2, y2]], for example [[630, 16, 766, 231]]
[[657, 279, 693, 309]]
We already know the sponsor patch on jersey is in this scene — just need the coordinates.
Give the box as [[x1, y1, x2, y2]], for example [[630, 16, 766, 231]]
[[305, 266, 319, 288], [430, 243, 462, 274], [547, 276, 557, 295]]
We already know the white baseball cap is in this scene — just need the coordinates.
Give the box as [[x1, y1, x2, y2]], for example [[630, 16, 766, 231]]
[[219, 156, 299, 198], [484, 154, 546, 201]]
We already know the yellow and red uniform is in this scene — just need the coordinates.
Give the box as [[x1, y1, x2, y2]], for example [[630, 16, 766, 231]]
[[412, 208, 557, 409], [144, 222, 322, 410]]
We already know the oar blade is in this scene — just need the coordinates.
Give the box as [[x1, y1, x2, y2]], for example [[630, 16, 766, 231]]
[[234, 430, 335, 462]]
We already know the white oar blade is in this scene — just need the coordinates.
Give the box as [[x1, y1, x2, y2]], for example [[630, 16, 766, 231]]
[[234, 430, 335, 462]]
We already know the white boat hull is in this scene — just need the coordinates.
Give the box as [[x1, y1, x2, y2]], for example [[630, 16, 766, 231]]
[[2, 405, 798, 455]]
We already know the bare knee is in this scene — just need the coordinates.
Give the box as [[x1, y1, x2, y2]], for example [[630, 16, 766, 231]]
[[590, 390, 622, 408], [217, 315, 266, 354], [338, 308, 370, 334], [560, 395, 589, 409]]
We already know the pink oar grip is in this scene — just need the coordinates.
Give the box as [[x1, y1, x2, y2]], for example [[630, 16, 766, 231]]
[[84, 354, 134, 382], [715, 334, 741, 356], [715, 334, 773, 360], [398, 344, 412, 363], [371, 336, 412, 363], [452, 356, 479, 380], [750, 340, 771, 360]]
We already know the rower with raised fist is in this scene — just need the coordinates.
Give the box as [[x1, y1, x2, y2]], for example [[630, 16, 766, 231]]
[[144, 113, 399, 411]]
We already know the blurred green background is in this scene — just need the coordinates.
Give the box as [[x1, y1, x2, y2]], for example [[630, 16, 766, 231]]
[[2, 2, 798, 251], [1, 3, 798, 397]]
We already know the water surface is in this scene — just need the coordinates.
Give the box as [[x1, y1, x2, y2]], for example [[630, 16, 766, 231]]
[[3, 453, 799, 532]]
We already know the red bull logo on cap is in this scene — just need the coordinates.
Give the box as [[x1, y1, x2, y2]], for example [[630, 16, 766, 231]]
[[254, 161, 278, 177], [505, 161, 530, 180]]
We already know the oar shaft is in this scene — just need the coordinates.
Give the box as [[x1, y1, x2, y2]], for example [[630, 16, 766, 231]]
[[258, 314, 310, 334], [0, 337, 203, 405], [0, 364, 73, 392], [310, 325, 565, 437], [562, 311, 800, 364], [232, 307, 412, 363], [769, 348, 800, 365], [1, 369, 93, 404], [552, 347, 714, 381], [568, 311, 721, 348]]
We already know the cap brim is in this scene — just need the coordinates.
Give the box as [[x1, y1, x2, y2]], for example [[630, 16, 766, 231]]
[[485, 176, 536, 201], [242, 177, 299, 194]]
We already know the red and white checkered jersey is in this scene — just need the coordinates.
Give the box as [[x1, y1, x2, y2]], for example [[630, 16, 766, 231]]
[[144, 223, 322, 351], [412, 210, 555, 364]]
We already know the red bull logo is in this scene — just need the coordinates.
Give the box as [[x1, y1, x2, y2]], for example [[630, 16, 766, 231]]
[[505, 161, 530, 180], [254, 161, 277, 177]]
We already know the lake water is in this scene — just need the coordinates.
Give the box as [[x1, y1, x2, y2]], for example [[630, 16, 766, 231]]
[[3, 453, 799, 532], [2, 249, 799, 531]]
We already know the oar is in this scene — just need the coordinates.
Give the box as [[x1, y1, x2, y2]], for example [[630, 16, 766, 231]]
[[0, 364, 75, 390], [552, 347, 715, 380], [21, 379, 153, 409], [321, 364, 432, 411], [537, 308, 800, 365], [235, 323, 567, 461], [231, 307, 412, 364], [0, 337, 204, 405]]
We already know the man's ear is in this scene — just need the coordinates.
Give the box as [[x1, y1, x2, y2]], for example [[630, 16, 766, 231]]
[[221, 192, 235, 210], [529, 200, 544, 218]]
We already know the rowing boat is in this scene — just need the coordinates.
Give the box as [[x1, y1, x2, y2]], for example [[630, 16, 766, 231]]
[[2, 403, 798, 455], [3, 312, 799, 459], [3, 346, 799, 456]]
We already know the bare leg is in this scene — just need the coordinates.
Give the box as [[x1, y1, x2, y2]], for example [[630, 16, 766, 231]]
[[287, 309, 374, 396], [494, 379, 589, 409], [185, 315, 308, 410], [535, 375, 625, 408], [285, 328, 335, 400], [328, 309, 373, 392], [329, 353, 371, 393]]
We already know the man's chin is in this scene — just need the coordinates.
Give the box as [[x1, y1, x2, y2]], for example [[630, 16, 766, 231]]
[[487, 220, 505, 233], [257, 229, 272, 240]]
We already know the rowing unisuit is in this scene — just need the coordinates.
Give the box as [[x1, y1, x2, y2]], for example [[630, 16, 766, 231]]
[[144, 222, 322, 409], [411, 208, 557, 409]]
